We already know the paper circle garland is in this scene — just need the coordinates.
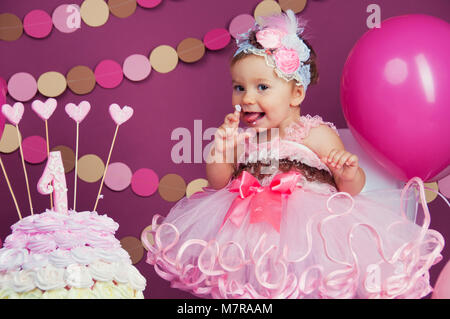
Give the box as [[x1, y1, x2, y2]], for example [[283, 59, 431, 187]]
[[51, 145, 76, 173], [203, 28, 231, 50], [80, 0, 110, 27], [229, 14, 256, 39], [0, 13, 23, 41], [37, 71, 67, 97], [158, 173, 186, 202], [95, 60, 124, 89], [254, 0, 282, 24], [52, 4, 81, 33], [120, 236, 144, 264], [140, 225, 155, 250], [177, 38, 206, 63], [149, 45, 179, 73], [186, 178, 208, 198], [108, 0, 137, 19], [131, 168, 159, 197], [23, 10, 53, 39], [278, 0, 308, 14], [22, 136, 48, 164], [0, 124, 21, 154], [123, 54, 152, 81], [105, 162, 133, 191], [77, 154, 105, 183], [137, 0, 162, 8], [7, 73, 37, 102], [67, 65, 96, 95]]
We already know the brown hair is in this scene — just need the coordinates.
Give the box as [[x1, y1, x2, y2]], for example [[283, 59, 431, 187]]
[[230, 30, 319, 86]]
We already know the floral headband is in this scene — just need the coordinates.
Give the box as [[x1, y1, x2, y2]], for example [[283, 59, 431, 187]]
[[234, 10, 311, 90]]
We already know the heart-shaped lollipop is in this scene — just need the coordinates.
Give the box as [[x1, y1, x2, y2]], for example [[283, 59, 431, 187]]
[[65, 101, 91, 123], [31, 98, 57, 120], [2, 102, 24, 125], [109, 103, 133, 125]]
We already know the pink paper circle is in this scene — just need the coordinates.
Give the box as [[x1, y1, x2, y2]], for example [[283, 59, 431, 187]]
[[438, 174, 450, 198], [7, 72, 38, 102], [229, 14, 255, 39], [94, 59, 123, 89], [123, 54, 151, 81], [131, 168, 159, 197], [105, 162, 133, 191], [23, 10, 53, 38], [137, 0, 162, 9], [203, 28, 231, 50], [52, 4, 81, 33], [22, 135, 47, 164]]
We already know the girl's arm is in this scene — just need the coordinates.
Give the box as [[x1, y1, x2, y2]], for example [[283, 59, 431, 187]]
[[206, 146, 236, 190], [304, 124, 366, 196]]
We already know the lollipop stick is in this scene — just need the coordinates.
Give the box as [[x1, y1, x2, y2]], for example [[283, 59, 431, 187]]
[[73, 122, 79, 211], [93, 124, 119, 212], [45, 119, 53, 209], [16, 124, 34, 215], [0, 156, 22, 220]]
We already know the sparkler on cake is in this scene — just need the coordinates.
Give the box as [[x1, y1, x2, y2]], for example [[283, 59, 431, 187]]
[[0, 101, 146, 299]]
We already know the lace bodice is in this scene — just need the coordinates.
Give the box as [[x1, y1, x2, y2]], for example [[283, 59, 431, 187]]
[[237, 114, 339, 194]]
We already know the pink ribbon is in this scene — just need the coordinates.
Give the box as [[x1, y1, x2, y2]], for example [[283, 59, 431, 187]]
[[222, 171, 302, 232]]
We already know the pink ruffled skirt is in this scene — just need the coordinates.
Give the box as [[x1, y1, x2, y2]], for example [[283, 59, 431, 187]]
[[142, 177, 444, 299]]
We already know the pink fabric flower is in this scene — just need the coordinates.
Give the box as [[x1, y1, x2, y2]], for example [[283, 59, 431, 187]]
[[256, 28, 286, 49], [273, 48, 300, 74]]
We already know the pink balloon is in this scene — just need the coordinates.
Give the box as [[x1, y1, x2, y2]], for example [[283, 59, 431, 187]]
[[341, 15, 450, 182], [432, 260, 450, 299], [0, 77, 6, 140]]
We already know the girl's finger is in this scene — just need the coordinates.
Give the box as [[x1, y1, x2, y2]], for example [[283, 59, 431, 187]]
[[336, 153, 352, 169], [330, 149, 345, 166], [326, 149, 339, 163]]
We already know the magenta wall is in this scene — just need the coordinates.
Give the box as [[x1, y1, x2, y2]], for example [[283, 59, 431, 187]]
[[0, 0, 448, 298]]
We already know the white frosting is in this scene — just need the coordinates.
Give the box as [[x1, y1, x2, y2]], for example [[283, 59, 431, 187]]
[[0, 210, 146, 294], [35, 265, 66, 291]]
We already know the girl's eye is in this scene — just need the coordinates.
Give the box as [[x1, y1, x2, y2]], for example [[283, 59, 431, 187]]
[[258, 84, 269, 91], [233, 85, 244, 92]]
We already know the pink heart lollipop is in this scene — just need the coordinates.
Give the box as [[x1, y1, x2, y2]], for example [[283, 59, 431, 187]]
[[65, 101, 91, 123], [2, 102, 24, 125], [109, 103, 133, 125], [31, 98, 57, 120]]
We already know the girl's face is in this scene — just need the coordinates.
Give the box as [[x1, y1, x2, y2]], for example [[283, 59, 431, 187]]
[[231, 54, 304, 133]]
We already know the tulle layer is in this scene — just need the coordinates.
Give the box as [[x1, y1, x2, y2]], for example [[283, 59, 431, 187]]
[[143, 178, 444, 299]]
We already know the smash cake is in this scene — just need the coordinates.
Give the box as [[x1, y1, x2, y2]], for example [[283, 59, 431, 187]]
[[0, 101, 146, 298]]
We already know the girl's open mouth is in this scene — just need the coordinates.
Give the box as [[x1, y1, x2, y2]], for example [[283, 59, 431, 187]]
[[242, 112, 265, 125]]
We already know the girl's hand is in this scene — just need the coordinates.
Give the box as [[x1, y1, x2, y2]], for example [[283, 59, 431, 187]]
[[321, 149, 360, 181], [213, 109, 250, 162]]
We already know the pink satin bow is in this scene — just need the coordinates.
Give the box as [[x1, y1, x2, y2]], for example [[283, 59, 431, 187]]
[[221, 171, 302, 232]]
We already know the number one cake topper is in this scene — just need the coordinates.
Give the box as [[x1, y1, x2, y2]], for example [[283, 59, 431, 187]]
[[93, 103, 133, 211], [65, 101, 91, 211], [31, 97, 58, 209], [37, 151, 68, 214], [2, 102, 34, 215]]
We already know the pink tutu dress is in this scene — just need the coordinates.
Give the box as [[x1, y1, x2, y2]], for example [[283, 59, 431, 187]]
[[143, 115, 444, 299]]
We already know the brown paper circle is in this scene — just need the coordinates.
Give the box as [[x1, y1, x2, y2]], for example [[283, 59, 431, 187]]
[[424, 182, 439, 203], [278, 0, 308, 14], [149, 45, 179, 73], [80, 0, 110, 27], [0, 13, 23, 42], [158, 173, 186, 202], [120, 236, 144, 264], [51, 145, 76, 173], [186, 178, 209, 198], [0, 124, 21, 154], [140, 225, 154, 251], [37, 71, 67, 97], [177, 38, 205, 63], [254, 0, 282, 24], [66, 65, 96, 95], [108, 0, 137, 18], [77, 154, 105, 183]]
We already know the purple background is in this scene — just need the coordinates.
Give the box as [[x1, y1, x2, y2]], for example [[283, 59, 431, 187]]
[[0, 0, 449, 299]]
